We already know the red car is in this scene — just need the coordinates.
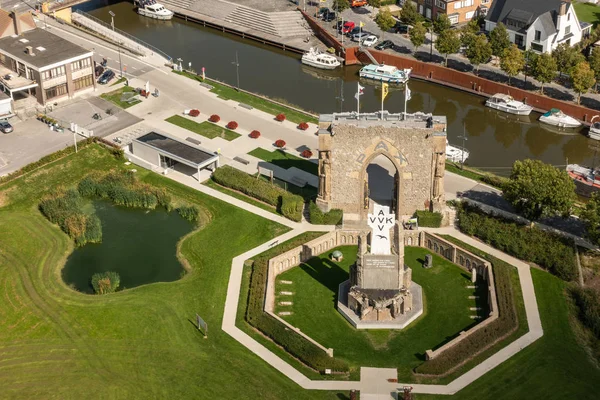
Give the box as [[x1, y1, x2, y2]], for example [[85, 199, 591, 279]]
[[342, 21, 355, 34]]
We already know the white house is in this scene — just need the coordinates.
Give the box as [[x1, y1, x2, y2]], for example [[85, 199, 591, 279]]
[[484, 0, 592, 53]]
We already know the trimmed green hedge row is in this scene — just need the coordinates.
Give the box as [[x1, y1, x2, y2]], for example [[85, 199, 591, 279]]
[[456, 203, 578, 281], [415, 238, 520, 376], [569, 286, 600, 361], [308, 201, 343, 225], [414, 210, 442, 227], [245, 232, 349, 373], [212, 166, 304, 222]]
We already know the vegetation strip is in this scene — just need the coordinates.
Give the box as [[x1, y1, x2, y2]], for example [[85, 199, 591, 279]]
[[100, 85, 141, 109], [165, 115, 240, 141]]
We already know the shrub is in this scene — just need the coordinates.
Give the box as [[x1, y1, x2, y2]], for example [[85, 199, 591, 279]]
[[280, 194, 304, 222], [249, 130, 261, 139], [245, 234, 349, 373], [209, 114, 220, 123], [226, 121, 238, 130], [570, 286, 600, 361], [414, 210, 442, 227], [212, 166, 281, 206], [456, 203, 578, 281], [188, 109, 200, 117], [177, 205, 200, 222], [275, 113, 286, 122], [301, 149, 313, 158], [275, 139, 286, 148], [91, 271, 120, 294], [308, 201, 343, 225], [298, 122, 309, 130]]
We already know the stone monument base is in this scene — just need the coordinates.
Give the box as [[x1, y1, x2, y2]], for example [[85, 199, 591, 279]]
[[337, 280, 423, 330]]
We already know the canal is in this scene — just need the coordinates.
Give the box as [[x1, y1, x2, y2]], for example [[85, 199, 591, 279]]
[[78, 0, 599, 173]]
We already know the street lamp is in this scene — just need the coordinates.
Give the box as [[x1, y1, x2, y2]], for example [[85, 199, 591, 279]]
[[429, 27, 433, 61], [109, 11, 123, 78], [458, 123, 468, 169], [231, 51, 240, 91]]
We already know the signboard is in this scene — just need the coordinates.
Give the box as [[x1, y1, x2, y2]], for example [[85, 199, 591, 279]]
[[367, 204, 395, 255], [196, 314, 208, 338], [363, 254, 397, 269]]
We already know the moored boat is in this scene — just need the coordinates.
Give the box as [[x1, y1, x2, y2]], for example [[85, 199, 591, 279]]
[[485, 93, 533, 116], [589, 115, 600, 140], [567, 164, 600, 197], [539, 108, 581, 128], [134, 0, 174, 20], [446, 140, 469, 163], [301, 48, 341, 70], [359, 64, 411, 84]]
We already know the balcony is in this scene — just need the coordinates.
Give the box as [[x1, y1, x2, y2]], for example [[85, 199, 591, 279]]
[[0, 64, 38, 96]]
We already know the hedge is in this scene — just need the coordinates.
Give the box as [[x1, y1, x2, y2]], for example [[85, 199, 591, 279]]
[[569, 286, 600, 356], [415, 238, 520, 376], [245, 232, 349, 373], [414, 210, 442, 227], [456, 203, 578, 281], [308, 201, 343, 225], [211, 166, 304, 221]]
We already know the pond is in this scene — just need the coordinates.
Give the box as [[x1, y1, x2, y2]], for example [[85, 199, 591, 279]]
[[62, 201, 194, 294]]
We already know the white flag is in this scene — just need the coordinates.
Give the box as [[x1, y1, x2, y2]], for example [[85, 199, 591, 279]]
[[355, 83, 365, 100], [405, 86, 411, 102]]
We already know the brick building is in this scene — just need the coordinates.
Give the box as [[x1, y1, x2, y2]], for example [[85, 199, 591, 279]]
[[415, 0, 492, 25]]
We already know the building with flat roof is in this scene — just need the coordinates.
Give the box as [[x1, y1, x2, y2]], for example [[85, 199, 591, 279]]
[[0, 11, 95, 106]]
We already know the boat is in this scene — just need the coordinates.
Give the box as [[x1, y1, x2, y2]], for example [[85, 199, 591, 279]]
[[567, 164, 600, 197], [485, 93, 533, 116], [446, 140, 470, 163], [359, 64, 411, 84], [589, 115, 600, 140], [538, 108, 582, 128], [134, 0, 174, 20], [301, 48, 341, 70]]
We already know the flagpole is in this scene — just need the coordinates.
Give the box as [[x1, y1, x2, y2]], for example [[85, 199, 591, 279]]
[[357, 82, 360, 117], [404, 84, 408, 114], [381, 85, 384, 117]]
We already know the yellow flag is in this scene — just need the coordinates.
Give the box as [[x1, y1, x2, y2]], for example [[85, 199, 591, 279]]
[[359, 21, 365, 28], [382, 83, 389, 101]]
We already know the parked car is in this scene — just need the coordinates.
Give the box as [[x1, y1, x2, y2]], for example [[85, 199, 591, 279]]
[[375, 40, 394, 50], [393, 22, 409, 34], [348, 26, 362, 37], [94, 65, 104, 78], [342, 21, 355, 34], [351, 0, 367, 7], [352, 31, 370, 42], [362, 35, 378, 47], [322, 11, 336, 22], [98, 69, 115, 85], [334, 20, 344, 31], [0, 120, 13, 133], [315, 7, 329, 18]]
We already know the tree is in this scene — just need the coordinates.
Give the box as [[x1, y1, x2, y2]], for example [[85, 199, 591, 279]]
[[399, 0, 420, 26], [435, 29, 461, 66], [504, 159, 576, 220], [460, 19, 479, 48], [588, 49, 600, 92], [367, 0, 381, 8], [532, 53, 557, 95], [409, 21, 427, 54], [489, 23, 510, 59], [581, 192, 600, 245], [570, 61, 596, 104], [552, 42, 585, 79], [500, 44, 525, 84], [465, 34, 492, 75], [433, 14, 451, 35], [332, 0, 350, 13], [375, 9, 396, 39]]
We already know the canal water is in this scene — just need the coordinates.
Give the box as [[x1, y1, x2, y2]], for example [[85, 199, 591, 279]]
[[78, 0, 600, 172], [62, 201, 193, 293]]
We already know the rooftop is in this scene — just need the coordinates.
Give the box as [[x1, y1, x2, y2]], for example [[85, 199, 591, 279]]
[[0, 28, 91, 69], [136, 132, 217, 166], [486, 0, 568, 26], [319, 111, 447, 130]]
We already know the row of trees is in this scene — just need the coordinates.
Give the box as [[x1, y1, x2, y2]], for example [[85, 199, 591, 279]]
[[398, 1, 599, 102]]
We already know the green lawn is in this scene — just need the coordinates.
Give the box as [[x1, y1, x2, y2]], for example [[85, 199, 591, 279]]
[[275, 246, 484, 379], [110, 77, 127, 87], [174, 70, 318, 124], [418, 269, 600, 400], [203, 178, 279, 215], [574, 1, 600, 27], [100, 85, 141, 109], [249, 147, 318, 176], [165, 115, 240, 141], [0, 145, 351, 399]]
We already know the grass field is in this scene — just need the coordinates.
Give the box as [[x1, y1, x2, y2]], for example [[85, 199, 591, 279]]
[[100, 86, 141, 109], [0, 145, 351, 399], [165, 115, 241, 141], [574, 1, 600, 27], [173, 70, 318, 124], [249, 148, 318, 176], [275, 246, 485, 378]]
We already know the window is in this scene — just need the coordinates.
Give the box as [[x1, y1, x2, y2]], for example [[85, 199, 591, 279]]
[[426, 7, 431, 18], [71, 58, 91, 71], [449, 14, 459, 24], [465, 10, 475, 19], [73, 74, 93, 91], [419, 4, 423, 14], [0, 54, 7, 67], [535, 30, 541, 41], [41, 65, 66, 80], [531, 42, 543, 52], [514, 34, 524, 48], [454, 1, 462, 9], [463, 0, 473, 6], [425, 0, 432, 4], [435, 0, 445, 9], [45, 83, 67, 100], [568, 12, 570, 21], [481, 0, 489, 3], [565, 25, 571, 35]]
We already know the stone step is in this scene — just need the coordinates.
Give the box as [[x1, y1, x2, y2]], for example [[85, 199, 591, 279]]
[[466, 285, 476, 289], [279, 291, 293, 295], [225, 15, 280, 37], [470, 315, 482, 319], [469, 307, 481, 311], [278, 311, 293, 316], [280, 280, 293, 284], [279, 301, 293, 306], [468, 295, 480, 299]]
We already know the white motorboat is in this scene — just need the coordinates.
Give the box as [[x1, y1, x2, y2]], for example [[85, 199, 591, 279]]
[[135, 0, 174, 20], [485, 93, 533, 116], [301, 48, 341, 70], [539, 108, 581, 128], [359, 64, 411, 84], [446, 140, 469, 163], [589, 115, 600, 140]]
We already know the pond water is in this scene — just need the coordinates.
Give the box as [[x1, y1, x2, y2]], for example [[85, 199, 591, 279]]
[[62, 201, 194, 294]]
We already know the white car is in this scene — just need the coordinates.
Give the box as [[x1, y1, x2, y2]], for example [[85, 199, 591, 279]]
[[362, 35, 378, 47]]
